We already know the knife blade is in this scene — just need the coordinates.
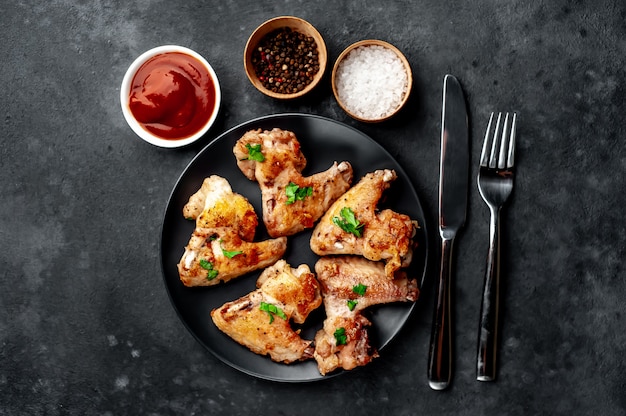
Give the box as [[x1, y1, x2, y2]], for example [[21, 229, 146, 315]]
[[427, 74, 469, 390]]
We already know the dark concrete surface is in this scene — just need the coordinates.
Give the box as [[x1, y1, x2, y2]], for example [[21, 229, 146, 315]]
[[1, 1, 625, 415]]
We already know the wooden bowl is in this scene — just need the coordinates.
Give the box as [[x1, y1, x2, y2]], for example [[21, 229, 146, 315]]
[[244, 16, 327, 99], [332, 40, 412, 122]]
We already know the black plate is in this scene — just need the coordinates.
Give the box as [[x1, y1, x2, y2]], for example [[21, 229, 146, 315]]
[[161, 113, 429, 382]]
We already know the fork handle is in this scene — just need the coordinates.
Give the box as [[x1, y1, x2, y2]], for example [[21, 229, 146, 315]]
[[428, 236, 455, 390], [477, 206, 502, 381]]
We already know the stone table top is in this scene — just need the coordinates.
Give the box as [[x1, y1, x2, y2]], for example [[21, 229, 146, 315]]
[[1, 1, 624, 415]]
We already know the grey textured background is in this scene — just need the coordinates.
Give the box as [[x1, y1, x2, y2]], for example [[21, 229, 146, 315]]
[[1, 1, 625, 415]]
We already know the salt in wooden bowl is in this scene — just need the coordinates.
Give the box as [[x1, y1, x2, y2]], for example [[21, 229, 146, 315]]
[[332, 40, 412, 123]]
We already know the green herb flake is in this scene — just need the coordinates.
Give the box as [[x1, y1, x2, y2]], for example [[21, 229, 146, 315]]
[[334, 327, 347, 345], [259, 302, 287, 324], [220, 240, 243, 259], [199, 259, 219, 280], [332, 207, 365, 237], [285, 182, 313, 205], [347, 299, 358, 311], [244, 143, 265, 162], [352, 283, 367, 297]]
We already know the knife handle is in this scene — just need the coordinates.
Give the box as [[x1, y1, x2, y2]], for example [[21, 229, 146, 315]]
[[427, 236, 454, 390], [476, 206, 502, 381]]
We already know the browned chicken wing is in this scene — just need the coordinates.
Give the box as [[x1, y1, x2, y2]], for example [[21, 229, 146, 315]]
[[177, 175, 287, 287], [211, 260, 323, 363], [313, 256, 418, 375], [178, 226, 287, 287], [233, 128, 354, 237], [310, 169, 417, 277], [182, 175, 258, 241]]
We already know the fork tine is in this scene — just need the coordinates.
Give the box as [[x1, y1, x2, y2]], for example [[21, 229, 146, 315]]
[[507, 113, 517, 168], [480, 112, 495, 167], [497, 113, 510, 169], [489, 113, 503, 169]]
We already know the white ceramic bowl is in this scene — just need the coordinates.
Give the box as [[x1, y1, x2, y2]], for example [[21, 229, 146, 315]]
[[120, 45, 221, 148]]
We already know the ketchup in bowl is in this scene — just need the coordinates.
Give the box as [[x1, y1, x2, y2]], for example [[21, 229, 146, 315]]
[[121, 46, 221, 147], [129, 52, 216, 140]]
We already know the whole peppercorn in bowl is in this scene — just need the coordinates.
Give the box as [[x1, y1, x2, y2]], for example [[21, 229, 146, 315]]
[[244, 16, 327, 99]]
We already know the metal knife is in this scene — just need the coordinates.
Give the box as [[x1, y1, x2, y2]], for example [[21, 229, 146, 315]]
[[427, 74, 469, 390]]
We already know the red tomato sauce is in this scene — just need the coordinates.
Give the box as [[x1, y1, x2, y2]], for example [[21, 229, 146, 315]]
[[128, 52, 216, 140]]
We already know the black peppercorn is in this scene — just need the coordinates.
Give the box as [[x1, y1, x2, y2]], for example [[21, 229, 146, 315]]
[[252, 28, 320, 94]]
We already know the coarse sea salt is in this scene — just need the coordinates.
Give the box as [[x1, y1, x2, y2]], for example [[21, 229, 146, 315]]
[[335, 44, 409, 120]]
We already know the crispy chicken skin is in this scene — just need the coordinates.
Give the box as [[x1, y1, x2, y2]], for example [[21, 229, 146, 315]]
[[211, 260, 323, 363], [178, 175, 287, 287], [310, 169, 417, 277], [233, 128, 354, 237], [178, 227, 287, 287], [182, 175, 258, 241], [313, 256, 418, 375]]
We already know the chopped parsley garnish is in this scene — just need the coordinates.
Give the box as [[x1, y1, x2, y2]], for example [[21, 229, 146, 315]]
[[334, 327, 347, 345], [220, 240, 243, 259], [199, 259, 218, 280], [259, 302, 287, 324], [244, 143, 265, 162], [352, 283, 367, 296], [285, 182, 313, 205], [347, 284, 367, 311], [332, 207, 365, 237]]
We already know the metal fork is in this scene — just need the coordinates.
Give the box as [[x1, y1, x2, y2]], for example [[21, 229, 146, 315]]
[[476, 112, 517, 382]]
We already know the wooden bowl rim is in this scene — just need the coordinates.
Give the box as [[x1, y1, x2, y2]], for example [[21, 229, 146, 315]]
[[331, 39, 413, 123], [244, 16, 328, 100]]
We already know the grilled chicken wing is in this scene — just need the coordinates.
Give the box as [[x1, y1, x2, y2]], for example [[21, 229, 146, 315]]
[[182, 175, 258, 241], [178, 227, 287, 287], [313, 256, 418, 375], [233, 128, 354, 237], [178, 175, 287, 287], [211, 260, 322, 363], [310, 169, 417, 277]]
